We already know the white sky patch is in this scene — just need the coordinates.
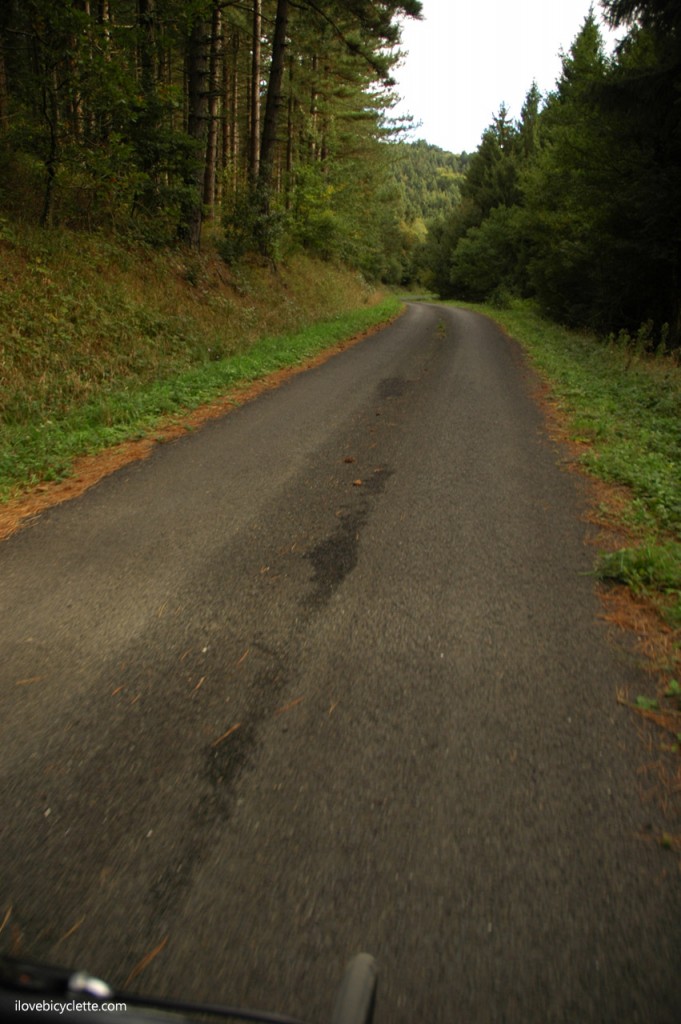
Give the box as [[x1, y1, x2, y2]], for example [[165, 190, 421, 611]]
[[390, 0, 626, 153]]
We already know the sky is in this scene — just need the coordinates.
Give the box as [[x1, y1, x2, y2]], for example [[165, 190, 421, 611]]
[[390, 0, 625, 154]]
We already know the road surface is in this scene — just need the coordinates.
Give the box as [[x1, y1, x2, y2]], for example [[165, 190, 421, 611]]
[[1, 303, 679, 1023]]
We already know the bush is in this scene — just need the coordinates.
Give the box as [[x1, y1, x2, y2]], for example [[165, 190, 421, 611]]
[[219, 186, 289, 264], [448, 205, 529, 302]]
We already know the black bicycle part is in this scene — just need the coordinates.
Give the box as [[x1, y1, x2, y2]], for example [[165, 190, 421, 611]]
[[2, 953, 378, 1024]]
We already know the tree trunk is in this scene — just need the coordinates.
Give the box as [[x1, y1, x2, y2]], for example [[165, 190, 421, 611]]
[[285, 55, 294, 206], [39, 69, 60, 227], [137, 0, 155, 97], [258, 0, 289, 192], [180, 14, 211, 247], [224, 27, 240, 193], [309, 55, 318, 161], [203, 0, 222, 216], [249, 0, 261, 184], [0, 26, 9, 132]]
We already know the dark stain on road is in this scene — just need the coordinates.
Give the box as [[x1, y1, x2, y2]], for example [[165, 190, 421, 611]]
[[361, 466, 394, 495], [305, 507, 368, 604], [206, 722, 257, 813], [304, 462, 394, 604], [377, 376, 408, 400]]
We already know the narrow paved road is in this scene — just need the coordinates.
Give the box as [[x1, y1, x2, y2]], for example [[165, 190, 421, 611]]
[[1, 304, 679, 1023]]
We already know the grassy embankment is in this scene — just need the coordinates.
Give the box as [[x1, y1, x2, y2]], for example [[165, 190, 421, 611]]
[[459, 298, 681, 751], [0, 219, 401, 502]]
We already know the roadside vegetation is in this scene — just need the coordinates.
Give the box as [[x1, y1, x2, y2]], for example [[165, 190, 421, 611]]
[[0, 1, 422, 271], [0, 220, 399, 500], [462, 297, 681, 755], [418, 3, 681, 352], [0, 0, 420, 500]]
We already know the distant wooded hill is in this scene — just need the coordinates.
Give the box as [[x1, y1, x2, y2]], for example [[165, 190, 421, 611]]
[[376, 140, 469, 285], [388, 141, 470, 224]]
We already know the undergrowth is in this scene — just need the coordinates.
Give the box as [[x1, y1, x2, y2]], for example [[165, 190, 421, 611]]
[[0, 219, 400, 498]]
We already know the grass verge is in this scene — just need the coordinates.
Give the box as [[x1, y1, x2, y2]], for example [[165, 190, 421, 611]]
[[0, 220, 401, 502], [0, 296, 401, 500]]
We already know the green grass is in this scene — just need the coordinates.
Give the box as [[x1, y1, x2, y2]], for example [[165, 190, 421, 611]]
[[597, 543, 681, 628], [0, 219, 401, 499], [0, 297, 401, 497], [453, 299, 681, 628]]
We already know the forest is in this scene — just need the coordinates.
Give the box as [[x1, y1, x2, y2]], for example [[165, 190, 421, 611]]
[[422, 0, 681, 349], [0, 0, 422, 278], [1, 0, 680, 349]]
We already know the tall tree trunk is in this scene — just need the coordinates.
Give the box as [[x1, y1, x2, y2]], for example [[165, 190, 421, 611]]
[[285, 55, 294, 207], [203, 0, 222, 216], [98, 0, 111, 38], [217, 30, 228, 206], [180, 14, 211, 247], [39, 68, 60, 227], [137, 0, 156, 97], [258, 0, 289, 193], [249, 0, 261, 184], [309, 55, 318, 161], [224, 26, 240, 194], [0, 26, 9, 132]]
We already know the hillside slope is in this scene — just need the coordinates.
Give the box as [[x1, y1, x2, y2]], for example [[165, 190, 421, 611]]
[[0, 220, 397, 504]]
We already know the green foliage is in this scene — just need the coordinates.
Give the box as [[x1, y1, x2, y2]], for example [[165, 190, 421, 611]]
[[0, 0, 423, 265], [220, 185, 290, 265], [634, 694, 660, 711], [426, 9, 681, 347], [665, 678, 681, 702], [597, 543, 681, 593], [448, 205, 529, 302], [288, 164, 339, 258], [388, 141, 468, 222], [381, 141, 468, 284], [423, 88, 540, 300], [461, 104, 522, 217], [0, 220, 399, 497]]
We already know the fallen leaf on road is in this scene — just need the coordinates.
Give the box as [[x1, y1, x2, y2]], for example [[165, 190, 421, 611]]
[[353, 479, 363, 487], [212, 723, 242, 747], [124, 936, 168, 987], [343, 456, 355, 463]]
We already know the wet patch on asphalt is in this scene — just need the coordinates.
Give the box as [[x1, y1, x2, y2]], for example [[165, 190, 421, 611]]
[[377, 376, 409, 400], [205, 722, 258, 813], [304, 467, 394, 606], [305, 507, 368, 605]]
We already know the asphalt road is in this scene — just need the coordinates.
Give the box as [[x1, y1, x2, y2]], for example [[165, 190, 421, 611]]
[[1, 303, 679, 1023]]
